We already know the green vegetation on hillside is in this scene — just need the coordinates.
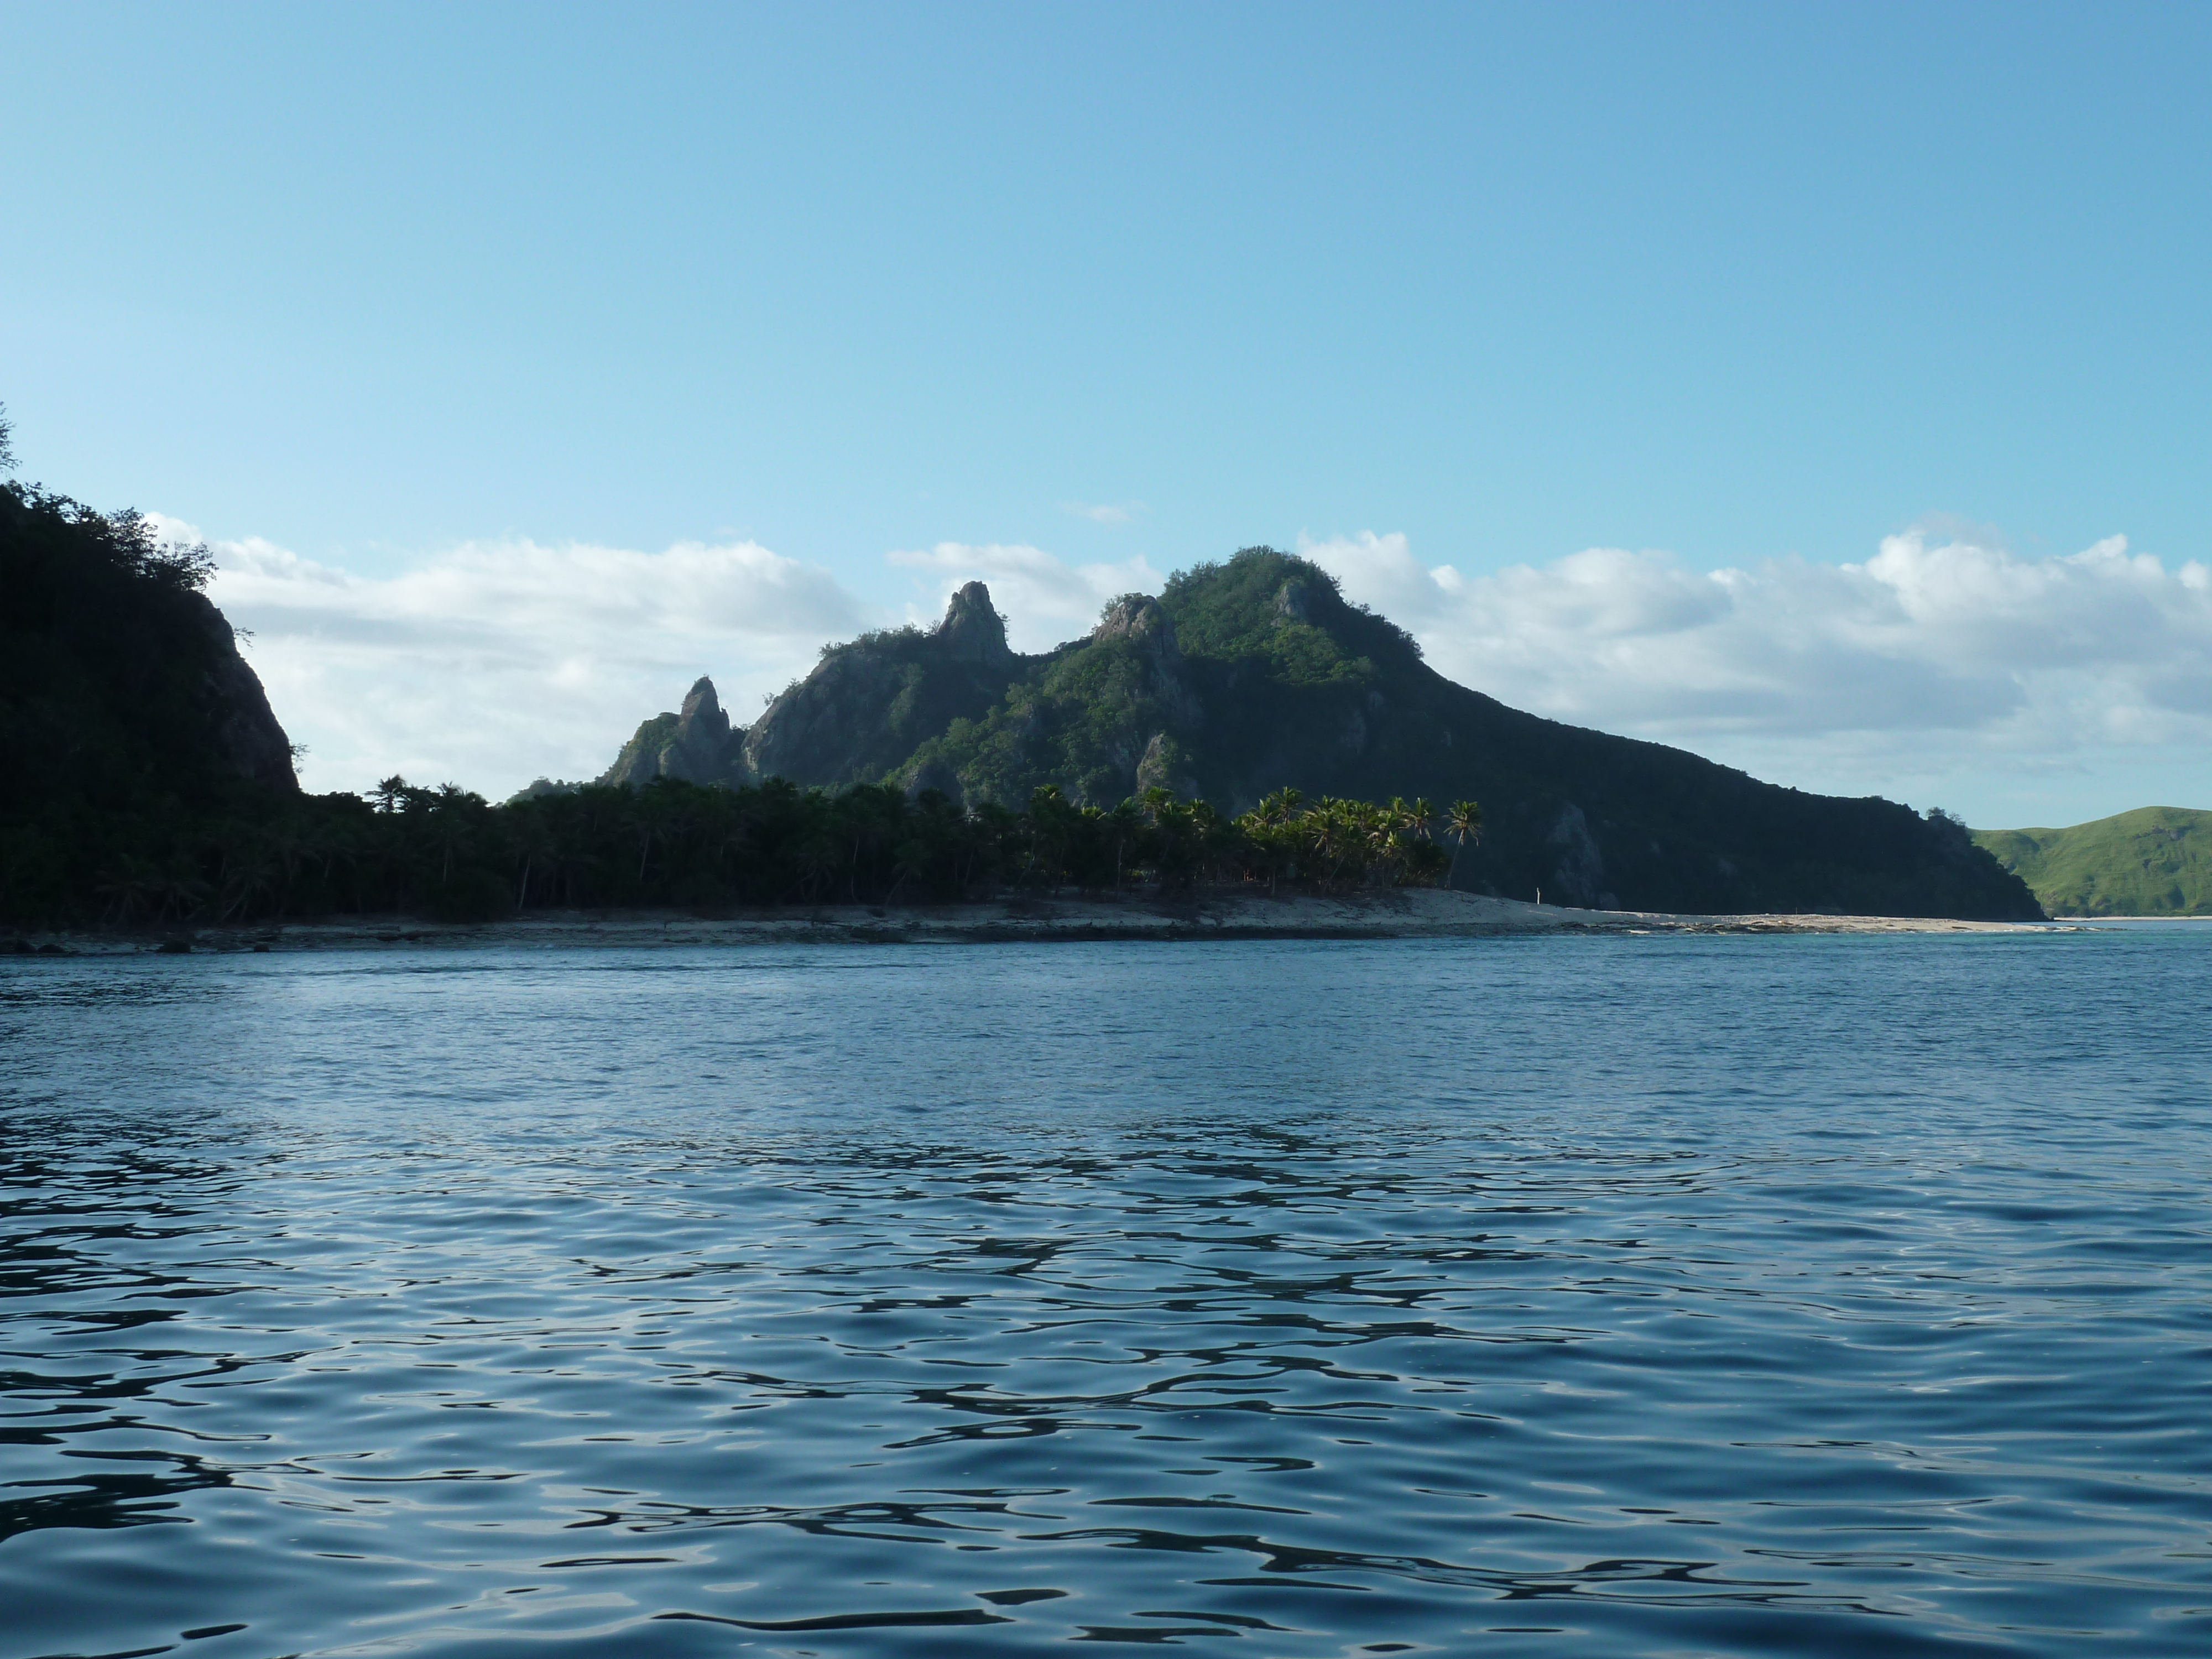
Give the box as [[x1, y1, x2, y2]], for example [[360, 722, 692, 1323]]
[[1161, 552, 1405, 684], [712, 546, 2039, 919], [1972, 807, 2212, 916], [903, 624, 1187, 807]]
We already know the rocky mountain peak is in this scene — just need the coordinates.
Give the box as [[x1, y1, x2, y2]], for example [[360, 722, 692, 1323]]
[[679, 675, 728, 737], [600, 672, 744, 786], [1091, 593, 1180, 661], [933, 581, 1013, 667]]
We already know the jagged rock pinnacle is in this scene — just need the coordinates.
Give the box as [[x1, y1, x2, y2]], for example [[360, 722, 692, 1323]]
[[934, 581, 1013, 667], [677, 677, 721, 726]]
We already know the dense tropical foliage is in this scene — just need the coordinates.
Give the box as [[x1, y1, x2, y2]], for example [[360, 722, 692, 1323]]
[[22, 775, 1477, 928]]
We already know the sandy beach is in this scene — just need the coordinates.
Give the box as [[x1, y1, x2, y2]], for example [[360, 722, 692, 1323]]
[[7, 888, 2071, 954]]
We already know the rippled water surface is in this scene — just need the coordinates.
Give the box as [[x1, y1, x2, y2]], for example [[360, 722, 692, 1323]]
[[3, 933, 2210, 1657]]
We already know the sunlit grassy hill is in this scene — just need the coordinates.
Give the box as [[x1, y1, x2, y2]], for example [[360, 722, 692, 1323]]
[[1972, 807, 2212, 916]]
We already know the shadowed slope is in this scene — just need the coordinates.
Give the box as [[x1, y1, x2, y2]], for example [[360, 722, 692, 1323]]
[[1, 483, 297, 808]]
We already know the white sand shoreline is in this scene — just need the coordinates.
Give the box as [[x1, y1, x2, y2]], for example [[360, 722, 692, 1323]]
[[7, 889, 2081, 955]]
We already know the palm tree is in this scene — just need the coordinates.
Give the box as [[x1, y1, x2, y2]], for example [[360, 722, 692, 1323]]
[[97, 856, 160, 925], [149, 858, 211, 922], [264, 819, 312, 914], [885, 835, 932, 904], [1105, 798, 1144, 891], [792, 830, 842, 902], [425, 797, 474, 888], [220, 842, 282, 921], [551, 833, 601, 909], [510, 812, 557, 910], [623, 787, 671, 886], [1308, 799, 1355, 889], [1151, 798, 1203, 889], [1256, 786, 1304, 830], [1445, 799, 1484, 889]]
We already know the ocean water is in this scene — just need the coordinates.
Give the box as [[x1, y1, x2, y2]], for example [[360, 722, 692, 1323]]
[[2, 932, 2208, 1658]]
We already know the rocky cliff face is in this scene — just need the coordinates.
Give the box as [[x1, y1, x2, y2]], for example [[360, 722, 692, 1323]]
[[933, 581, 1015, 669], [868, 587, 1203, 807], [602, 585, 1034, 793], [601, 676, 746, 787], [742, 582, 1026, 787], [743, 648, 920, 786], [1092, 593, 1180, 671], [193, 593, 298, 791]]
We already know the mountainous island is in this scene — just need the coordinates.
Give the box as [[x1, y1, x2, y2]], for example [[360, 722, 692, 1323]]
[[0, 420, 2058, 930], [599, 549, 2039, 919]]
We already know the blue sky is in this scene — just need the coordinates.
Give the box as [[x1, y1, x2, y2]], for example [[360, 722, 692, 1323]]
[[6, 3, 2210, 822]]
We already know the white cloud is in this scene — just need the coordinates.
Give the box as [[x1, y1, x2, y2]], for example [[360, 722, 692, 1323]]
[[1302, 526, 2212, 821], [888, 540, 1161, 653], [153, 515, 874, 799]]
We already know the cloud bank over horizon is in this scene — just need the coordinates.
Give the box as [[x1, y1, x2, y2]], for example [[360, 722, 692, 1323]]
[[167, 512, 2212, 826]]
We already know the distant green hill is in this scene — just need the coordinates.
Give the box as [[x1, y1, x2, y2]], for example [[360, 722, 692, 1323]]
[[1973, 807, 2212, 916]]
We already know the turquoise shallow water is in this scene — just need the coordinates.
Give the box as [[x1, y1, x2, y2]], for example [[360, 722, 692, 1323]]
[[1, 932, 2209, 1657]]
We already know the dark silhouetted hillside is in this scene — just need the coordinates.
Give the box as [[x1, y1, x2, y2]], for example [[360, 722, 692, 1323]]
[[1, 475, 296, 919]]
